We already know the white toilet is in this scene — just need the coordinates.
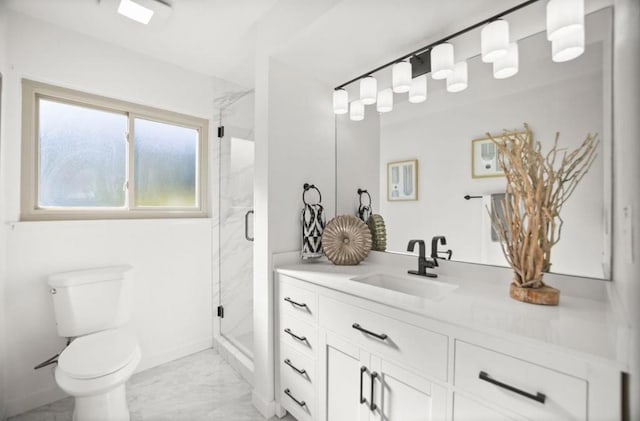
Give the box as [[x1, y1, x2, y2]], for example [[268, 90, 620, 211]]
[[48, 265, 141, 421]]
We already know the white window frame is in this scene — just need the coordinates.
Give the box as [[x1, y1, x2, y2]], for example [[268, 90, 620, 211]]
[[21, 79, 209, 221]]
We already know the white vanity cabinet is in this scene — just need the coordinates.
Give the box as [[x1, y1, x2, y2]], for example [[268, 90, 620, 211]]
[[318, 330, 447, 421], [277, 274, 448, 421], [275, 271, 623, 421]]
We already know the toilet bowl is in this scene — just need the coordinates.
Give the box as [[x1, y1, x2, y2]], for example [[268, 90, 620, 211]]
[[55, 328, 141, 421], [48, 265, 139, 419]]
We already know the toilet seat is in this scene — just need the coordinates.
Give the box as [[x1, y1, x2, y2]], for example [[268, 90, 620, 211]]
[[58, 328, 138, 379]]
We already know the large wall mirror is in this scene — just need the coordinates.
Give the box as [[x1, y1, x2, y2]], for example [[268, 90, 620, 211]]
[[336, 6, 612, 280]]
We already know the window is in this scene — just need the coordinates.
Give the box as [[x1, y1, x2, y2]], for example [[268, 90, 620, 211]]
[[21, 79, 208, 220]]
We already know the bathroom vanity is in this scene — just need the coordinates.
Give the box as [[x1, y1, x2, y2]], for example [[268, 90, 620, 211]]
[[273, 254, 627, 421]]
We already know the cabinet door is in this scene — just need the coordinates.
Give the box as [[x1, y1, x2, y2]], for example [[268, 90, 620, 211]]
[[319, 330, 371, 421], [370, 356, 447, 421]]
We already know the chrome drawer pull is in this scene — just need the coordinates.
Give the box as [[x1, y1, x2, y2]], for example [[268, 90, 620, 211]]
[[284, 388, 306, 407], [284, 358, 306, 375], [284, 297, 308, 308], [284, 328, 307, 342], [352, 323, 388, 340], [478, 371, 546, 404]]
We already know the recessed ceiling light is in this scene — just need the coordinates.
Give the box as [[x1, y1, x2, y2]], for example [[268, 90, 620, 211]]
[[118, 0, 155, 25]]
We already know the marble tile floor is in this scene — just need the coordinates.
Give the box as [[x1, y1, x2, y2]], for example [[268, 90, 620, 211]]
[[9, 348, 295, 421]]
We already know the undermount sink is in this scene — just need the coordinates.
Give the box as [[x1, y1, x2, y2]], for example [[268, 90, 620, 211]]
[[350, 273, 458, 301]]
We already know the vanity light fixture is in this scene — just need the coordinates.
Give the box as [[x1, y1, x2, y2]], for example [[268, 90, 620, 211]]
[[350, 100, 365, 121], [360, 76, 377, 105], [408, 75, 427, 103], [377, 89, 394, 112], [546, 0, 584, 41], [431, 43, 455, 80], [481, 19, 510, 62], [446, 61, 468, 93], [333, 89, 349, 114], [493, 42, 519, 79], [552, 26, 585, 62], [334, 0, 590, 116], [392, 61, 412, 93]]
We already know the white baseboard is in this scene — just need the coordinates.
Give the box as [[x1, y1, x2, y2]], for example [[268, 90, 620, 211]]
[[135, 337, 213, 373], [252, 390, 276, 419], [6, 337, 212, 418]]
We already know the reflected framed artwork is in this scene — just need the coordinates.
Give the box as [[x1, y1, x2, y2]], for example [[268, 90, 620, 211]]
[[387, 159, 418, 201], [471, 136, 504, 178]]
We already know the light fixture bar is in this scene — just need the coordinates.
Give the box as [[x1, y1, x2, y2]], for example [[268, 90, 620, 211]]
[[334, 0, 540, 90]]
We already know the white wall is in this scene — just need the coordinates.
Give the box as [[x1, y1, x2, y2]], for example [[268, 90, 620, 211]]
[[267, 59, 335, 254], [252, 55, 335, 416], [0, 12, 231, 416], [0, 3, 8, 418], [373, 16, 609, 279], [611, 0, 640, 419]]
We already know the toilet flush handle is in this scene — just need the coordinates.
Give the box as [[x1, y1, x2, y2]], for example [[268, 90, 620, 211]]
[[50, 288, 57, 295]]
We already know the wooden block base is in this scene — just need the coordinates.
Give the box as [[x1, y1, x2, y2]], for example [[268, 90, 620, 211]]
[[510, 284, 560, 306]]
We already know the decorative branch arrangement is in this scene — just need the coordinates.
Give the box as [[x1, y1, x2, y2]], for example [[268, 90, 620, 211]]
[[488, 124, 599, 304]]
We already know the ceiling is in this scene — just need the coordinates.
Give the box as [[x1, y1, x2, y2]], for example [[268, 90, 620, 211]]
[[4, 0, 561, 88], [3, 0, 282, 87]]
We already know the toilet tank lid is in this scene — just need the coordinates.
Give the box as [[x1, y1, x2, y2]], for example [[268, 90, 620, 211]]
[[48, 265, 133, 288]]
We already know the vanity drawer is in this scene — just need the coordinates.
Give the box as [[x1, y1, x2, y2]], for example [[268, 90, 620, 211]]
[[454, 340, 587, 421], [280, 341, 316, 390], [279, 278, 318, 323], [453, 393, 523, 421], [280, 358, 316, 421], [319, 296, 448, 382], [280, 309, 318, 357]]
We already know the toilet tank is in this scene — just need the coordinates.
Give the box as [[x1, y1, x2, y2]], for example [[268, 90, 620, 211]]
[[47, 265, 133, 338]]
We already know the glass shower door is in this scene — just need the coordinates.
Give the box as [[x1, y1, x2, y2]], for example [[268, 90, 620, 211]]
[[219, 128, 255, 360]]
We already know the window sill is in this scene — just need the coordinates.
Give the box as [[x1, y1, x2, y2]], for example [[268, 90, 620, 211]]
[[19, 209, 209, 222]]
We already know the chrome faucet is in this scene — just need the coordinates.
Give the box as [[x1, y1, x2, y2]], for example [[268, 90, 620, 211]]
[[407, 239, 437, 278]]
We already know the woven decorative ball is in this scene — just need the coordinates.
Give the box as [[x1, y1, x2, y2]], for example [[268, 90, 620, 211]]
[[322, 215, 372, 265], [366, 214, 387, 252]]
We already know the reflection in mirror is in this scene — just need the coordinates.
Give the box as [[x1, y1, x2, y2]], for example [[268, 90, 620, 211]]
[[336, 7, 612, 280]]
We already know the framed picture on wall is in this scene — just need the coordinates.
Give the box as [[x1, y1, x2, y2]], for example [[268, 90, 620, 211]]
[[387, 159, 418, 201], [471, 136, 504, 178], [471, 131, 524, 178]]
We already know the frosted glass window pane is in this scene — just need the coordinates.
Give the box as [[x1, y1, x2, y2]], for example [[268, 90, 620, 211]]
[[38, 99, 127, 207], [134, 118, 198, 207]]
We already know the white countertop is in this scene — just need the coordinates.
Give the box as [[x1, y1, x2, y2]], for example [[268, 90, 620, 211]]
[[276, 258, 629, 369]]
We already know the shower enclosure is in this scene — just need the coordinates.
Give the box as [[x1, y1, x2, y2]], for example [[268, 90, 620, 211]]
[[216, 91, 255, 380]]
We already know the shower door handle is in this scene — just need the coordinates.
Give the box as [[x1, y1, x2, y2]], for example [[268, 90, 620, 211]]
[[245, 210, 254, 242]]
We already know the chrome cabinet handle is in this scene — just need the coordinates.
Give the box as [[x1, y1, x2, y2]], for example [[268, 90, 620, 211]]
[[352, 323, 388, 340], [284, 388, 306, 407], [284, 297, 307, 308], [359, 366, 367, 404], [478, 371, 546, 404], [284, 328, 307, 342], [244, 210, 254, 241], [284, 358, 306, 375], [369, 371, 378, 411]]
